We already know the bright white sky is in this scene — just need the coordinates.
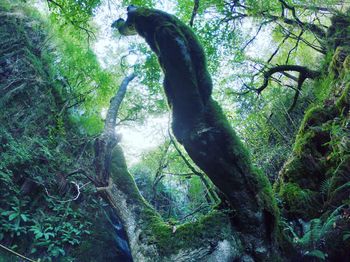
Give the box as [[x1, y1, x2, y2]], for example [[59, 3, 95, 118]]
[[92, 0, 177, 165]]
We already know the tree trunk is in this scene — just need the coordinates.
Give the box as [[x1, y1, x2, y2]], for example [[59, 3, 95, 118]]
[[113, 6, 279, 260]]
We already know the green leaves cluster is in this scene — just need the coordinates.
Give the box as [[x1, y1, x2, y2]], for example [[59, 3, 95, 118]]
[[47, 0, 101, 31]]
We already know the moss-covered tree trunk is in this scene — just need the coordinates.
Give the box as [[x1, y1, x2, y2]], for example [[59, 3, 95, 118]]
[[94, 72, 242, 261], [112, 6, 279, 260], [91, 71, 242, 260]]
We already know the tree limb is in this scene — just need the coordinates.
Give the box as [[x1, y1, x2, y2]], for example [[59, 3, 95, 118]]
[[189, 0, 200, 27], [256, 65, 320, 94], [94, 73, 136, 186], [104, 73, 136, 135]]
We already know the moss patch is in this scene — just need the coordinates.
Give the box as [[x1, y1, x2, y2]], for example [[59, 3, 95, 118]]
[[141, 210, 234, 257]]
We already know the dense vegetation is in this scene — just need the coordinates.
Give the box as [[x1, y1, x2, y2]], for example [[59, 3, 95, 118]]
[[0, 0, 349, 261]]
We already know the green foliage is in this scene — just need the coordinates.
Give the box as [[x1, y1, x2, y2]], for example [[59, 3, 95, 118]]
[[47, 0, 101, 31], [278, 182, 313, 215], [27, 202, 92, 258]]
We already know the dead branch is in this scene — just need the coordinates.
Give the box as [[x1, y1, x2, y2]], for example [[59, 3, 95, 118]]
[[93, 73, 136, 187]]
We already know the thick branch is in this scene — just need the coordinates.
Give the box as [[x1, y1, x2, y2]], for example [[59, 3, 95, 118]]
[[104, 73, 136, 135], [94, 73, 136, 186]]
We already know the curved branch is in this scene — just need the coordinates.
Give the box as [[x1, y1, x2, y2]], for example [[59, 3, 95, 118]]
[[256, 65, 320, 93]]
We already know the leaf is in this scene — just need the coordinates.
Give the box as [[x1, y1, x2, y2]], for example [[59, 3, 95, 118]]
[[20, 214, 28, 222], [35, 241, 50, 247], [1, 211, 12, 216], [35, 232, 43, 239], [343, 233, 350, 242], [8, 213, 18, 221], [305, 250, 326, 260]]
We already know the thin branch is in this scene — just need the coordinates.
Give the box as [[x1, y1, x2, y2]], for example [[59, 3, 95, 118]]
[[168, 129, 219, 203], [278, 24, 326, 54], [241, 21, 265, 51], [267, 32, 291, 64], [0, 244, 36, 262], [179, 203, 209, 221], [285, 30, 304, 64], [288, 72, 308, 112], [189, 0, 200, 27]]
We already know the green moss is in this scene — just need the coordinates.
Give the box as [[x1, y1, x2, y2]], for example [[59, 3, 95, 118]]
[[254, 169, 280, 234], [335, 83, 350, 112], [110, 146, 146, 205], [293, 130, 315, 156], [143, 210, 233, 256], [278, 183, 316, 217], [207, 99, 252, 170], [329, 47, 347, 76], [343, 56, 350, 72]]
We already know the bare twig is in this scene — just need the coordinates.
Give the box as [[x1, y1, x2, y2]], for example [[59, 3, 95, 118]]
[[285, 30, 304, 64]]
